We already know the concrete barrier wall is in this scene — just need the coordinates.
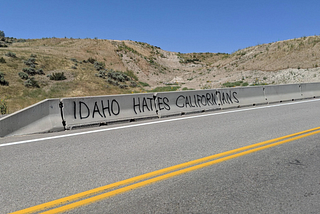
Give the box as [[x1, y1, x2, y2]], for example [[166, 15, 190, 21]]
[[0, 99, 64, 137], [300, 82, 320, 98], [218, 86, 268, 108], [61, 83, 318, 128], [62, 87, 269, 127], [2, 82, 320, 137], [264, 84, 303, 103]]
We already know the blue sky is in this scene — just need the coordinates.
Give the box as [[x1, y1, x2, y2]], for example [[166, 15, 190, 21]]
[[1, 0, 319, 53]]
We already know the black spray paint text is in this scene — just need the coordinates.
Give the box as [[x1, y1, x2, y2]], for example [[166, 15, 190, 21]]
[[133, 97, 170, 114], [72, 90, 239, 120], [73, 99, 120, 119], [176, 91, 239, 108]]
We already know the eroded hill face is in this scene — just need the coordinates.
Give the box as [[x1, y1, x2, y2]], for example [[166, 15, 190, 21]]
[[1, 36, 320, 113]]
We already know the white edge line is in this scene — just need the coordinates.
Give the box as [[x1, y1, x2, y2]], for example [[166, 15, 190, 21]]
[[1, 98, 320, 148]]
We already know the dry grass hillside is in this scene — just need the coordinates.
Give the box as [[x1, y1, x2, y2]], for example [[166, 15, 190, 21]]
[[1, 35, 320, 114]]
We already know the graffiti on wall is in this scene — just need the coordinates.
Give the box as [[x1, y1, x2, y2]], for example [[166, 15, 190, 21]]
[[71, 90, 239, 120], [73, 99, 120, 119], [175, 91, 239, 108]]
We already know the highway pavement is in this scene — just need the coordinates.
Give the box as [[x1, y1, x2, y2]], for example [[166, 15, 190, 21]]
[[1, 98, 320, 213]]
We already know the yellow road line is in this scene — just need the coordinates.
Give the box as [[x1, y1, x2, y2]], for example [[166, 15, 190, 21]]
[[11, 126, 320, 214], [41, 129, 320, 214]]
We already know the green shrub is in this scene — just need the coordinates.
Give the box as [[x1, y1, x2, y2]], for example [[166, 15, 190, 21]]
[[0, 42, 8, 47], [125, 70, 139, 81], [23, 68, 44, 75], [23, 67, 37, 75], [0, 57, 6, 63], [139, 81, 150, 87], [30, 54, 37, 58], [148, 86, 180, 92], [0, 30, 4, 38], [107, 71, 130, 82], [223, 81, 248, 87], [130, 81, 138, 87], [23, 58, 37, 67], [87, 57, 95, 64], [49, 72, 67, 81], [165, 82, 178, 86], [115, 74, 125, 82], [223, 81, 242, 87], [17, 39, 27, 43], [107, 78, 119, 86], [95, 70, 107, 78], [98, 69, 134, 89], [185, 58, 200, 63], [18, 72, 29, 80], [0, 99, 7, 114], [119, 84, 128, 89], [5, 52, 16, 58], [37, 69, 45, 75], [182, 87, 195, 91], [24, 77, 40, 88], [94, 61, 105, 71], [0, 72, 9, 86], [250, 83, 268, 86]]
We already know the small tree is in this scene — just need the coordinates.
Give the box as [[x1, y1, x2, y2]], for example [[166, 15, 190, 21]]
[[0, 30, 5, 38], [0, 57, 6, 63], [0, 72, 9, 86], [48, 72, 67, 81]]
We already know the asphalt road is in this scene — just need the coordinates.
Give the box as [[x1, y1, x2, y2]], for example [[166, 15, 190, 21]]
[[1, 99, 320, 213]]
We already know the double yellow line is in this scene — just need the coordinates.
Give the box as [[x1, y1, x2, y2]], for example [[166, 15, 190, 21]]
[[11, 126, 320, 214]]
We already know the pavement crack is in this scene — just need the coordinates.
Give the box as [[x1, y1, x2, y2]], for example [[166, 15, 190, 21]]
[[289, 159, 304, 166]]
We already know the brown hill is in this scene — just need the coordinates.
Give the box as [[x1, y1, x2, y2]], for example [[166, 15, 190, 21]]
[[1, 36, 320, 113]]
